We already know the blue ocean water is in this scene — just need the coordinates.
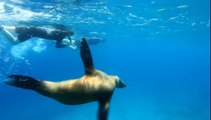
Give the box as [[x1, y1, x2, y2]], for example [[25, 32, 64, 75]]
[[0, 0, 210, 120]]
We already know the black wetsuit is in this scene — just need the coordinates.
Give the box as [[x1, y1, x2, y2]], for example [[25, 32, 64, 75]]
[[15, 26, 72, 48]]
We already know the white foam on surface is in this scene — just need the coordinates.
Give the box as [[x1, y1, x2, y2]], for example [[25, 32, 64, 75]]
[[0, 1, 52, 23]]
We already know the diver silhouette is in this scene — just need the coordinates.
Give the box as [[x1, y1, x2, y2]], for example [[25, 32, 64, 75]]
[[0, 24, 74, 48]]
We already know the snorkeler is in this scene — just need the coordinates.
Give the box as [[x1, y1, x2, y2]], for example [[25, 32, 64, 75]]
[[73, 0, 91, 4], [0, 24, 74, 48]]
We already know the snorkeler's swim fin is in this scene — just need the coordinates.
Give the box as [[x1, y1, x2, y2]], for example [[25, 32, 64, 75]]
[[6, 75, 41, 90]]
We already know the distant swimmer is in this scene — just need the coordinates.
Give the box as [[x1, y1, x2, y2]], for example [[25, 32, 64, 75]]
[[63, 37, 106, 50], [73, 0, 92, 4], [5, 38, 125, 120], [0, 24, 74, 48]]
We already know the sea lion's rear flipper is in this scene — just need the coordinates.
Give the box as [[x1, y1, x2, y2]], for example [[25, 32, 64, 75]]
[[80, 38, 94, 75], [6, 75, 41, 90]]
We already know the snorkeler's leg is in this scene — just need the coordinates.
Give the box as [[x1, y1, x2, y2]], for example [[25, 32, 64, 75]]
[[0, 26, 20, 44]]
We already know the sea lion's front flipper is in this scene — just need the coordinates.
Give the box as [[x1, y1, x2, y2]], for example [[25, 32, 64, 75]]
[[98, 99, 110, 120], [80, 38, 94, 75]]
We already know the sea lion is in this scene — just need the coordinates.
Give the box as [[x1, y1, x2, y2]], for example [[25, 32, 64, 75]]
[[5, 38, 126, 120]]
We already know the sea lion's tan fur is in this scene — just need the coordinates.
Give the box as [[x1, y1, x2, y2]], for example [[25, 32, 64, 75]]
[[35, 69, 116, 105]]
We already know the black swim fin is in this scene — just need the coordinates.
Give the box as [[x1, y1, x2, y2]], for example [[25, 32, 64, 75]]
[[6, 75, 41, 90], [80, 38, 94, 75]]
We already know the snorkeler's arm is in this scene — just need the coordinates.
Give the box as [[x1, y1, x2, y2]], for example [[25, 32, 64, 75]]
[[67, 36, 72, 42], [98, 100, 110, 120], [1, 27, 19, 44], [56, 39, 67, 48]]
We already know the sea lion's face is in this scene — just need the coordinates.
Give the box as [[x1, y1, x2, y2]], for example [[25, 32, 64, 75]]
[[115, 76, 126, 88]]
